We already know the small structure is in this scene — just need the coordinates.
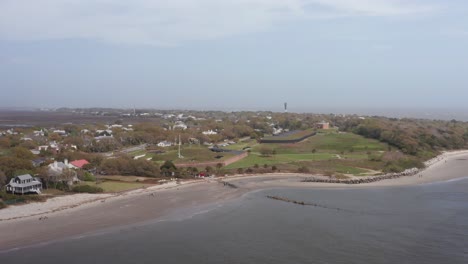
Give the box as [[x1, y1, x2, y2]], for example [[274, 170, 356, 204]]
[[316, 122, 330, 130], [157, 141, 173, 147], [69, 159, 90, 169], [5, 174, 42, 194], [202, 130, 218, 135], [32, 157, 47, 167], [173, 122, 188, 130]]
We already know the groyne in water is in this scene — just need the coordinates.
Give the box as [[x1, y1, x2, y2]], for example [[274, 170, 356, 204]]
[[302, 168, 420, 185], [266, 196, 355, 213], [220, 181, 238, 189]]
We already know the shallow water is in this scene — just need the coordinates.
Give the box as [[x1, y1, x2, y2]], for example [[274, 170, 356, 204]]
[[2, 178, 468, 264]]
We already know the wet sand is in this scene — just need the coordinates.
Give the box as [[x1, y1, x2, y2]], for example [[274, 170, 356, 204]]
[[1, 150, 468, 251]]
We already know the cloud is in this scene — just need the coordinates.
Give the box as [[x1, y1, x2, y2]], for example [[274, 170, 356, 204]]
[[0, 0, 436, 46]]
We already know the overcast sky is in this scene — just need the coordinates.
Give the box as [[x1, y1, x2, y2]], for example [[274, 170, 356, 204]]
[[1, 0, 467, 112]]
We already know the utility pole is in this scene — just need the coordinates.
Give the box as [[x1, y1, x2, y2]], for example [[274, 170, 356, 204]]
[[178, 134, 183, 159]]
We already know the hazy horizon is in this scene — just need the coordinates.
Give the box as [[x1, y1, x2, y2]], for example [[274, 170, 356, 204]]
[[1, 1, 468, 110], [2, 106, 468, 122]]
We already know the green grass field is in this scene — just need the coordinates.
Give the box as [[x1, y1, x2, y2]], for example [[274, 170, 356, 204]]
[[261, 128, 316, 141], [151, 145, 237, 163], [226, 131, 388, 175], [224, 139, 258, 151], [224, 152, 337, 169], [255, 132, 387, 154]]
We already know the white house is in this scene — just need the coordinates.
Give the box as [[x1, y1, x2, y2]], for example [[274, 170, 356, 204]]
[[53, 129, 67, 135], [202, 130, 218, 135], [47, 160, 79, 184], [157, 141, 173, 147], [33, 129, 45, 137], [173, 121, 188, 130], [272, 127, 284, 135], [6, 174, 42, 194]]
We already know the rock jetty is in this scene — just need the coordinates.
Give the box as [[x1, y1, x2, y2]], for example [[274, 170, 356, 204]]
[[301, 167, 420, 184]]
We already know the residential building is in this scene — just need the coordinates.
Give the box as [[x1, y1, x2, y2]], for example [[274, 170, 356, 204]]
[[157, 141, 173, 147], [316, 122, 330, 130], [69, 159, 90, 169], [5, 174, 42, 194], [202, 130, 218, 135], [47, 160, 79, 184]]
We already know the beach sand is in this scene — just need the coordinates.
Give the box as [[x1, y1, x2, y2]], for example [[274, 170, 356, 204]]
[[1, 150, 468, 251]]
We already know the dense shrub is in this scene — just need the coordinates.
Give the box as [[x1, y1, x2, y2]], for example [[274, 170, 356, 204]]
[[82, 172, 96, 182], [383, 158, 425, 173], [100, 157, 159, 177], [72, 185, 103, 193], [297, 166, 310, 173], [0, 191, 47, 203]]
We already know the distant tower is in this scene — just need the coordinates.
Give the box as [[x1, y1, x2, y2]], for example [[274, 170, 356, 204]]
[[284, 102, 288, 113]]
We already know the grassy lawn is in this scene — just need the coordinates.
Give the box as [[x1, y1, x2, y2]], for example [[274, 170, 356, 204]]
[[224, 153, 337, 169], [255, 132, 387, 154], [128, 149, 147, 157], [226, 132, 389, 175], [261, 128, 316, 141], [79, 181, 153, 193], [224, 139, 258, 151], [152, 145, 237, 163]]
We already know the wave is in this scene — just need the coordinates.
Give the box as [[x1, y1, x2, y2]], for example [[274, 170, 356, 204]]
[[422, 176, 468, 185]]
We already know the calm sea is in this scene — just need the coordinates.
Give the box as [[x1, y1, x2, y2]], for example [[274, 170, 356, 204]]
[[2, 178, 468, 264]]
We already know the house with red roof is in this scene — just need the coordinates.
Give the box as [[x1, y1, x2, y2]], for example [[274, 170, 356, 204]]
[[69, 159, 90, 169]]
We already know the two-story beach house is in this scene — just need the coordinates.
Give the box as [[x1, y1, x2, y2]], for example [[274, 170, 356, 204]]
[[5, 174, 43, 194]]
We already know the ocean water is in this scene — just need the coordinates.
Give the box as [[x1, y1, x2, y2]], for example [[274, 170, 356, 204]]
[[2, 178, 468, 264]]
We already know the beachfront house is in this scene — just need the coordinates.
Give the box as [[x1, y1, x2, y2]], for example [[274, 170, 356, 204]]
[[5, 174, 43, 194], [47, 160, 79, 185]]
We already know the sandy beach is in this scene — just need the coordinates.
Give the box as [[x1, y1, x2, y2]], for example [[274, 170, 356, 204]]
[[1, 150, 468, 251]]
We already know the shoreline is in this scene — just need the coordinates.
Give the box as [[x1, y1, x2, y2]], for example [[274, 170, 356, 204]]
[[1, 150, 468, 251]]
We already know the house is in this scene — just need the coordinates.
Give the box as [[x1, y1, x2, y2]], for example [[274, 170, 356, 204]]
[[52, 129, 67, 136], [272, 127, 283, 135], [96, 130, 113, 136], [38, 145, 49, 151], [30, 149, 41, 155], [173, 121, 188, 130], [69, 159, 90, 169], [316, 122, 330, 130], [202, 130, 218, 135], [33, 129, 45, 137], [5, 174, 42, 194], [48, 160, 79, 184], [157, 141, 173, 147], [32, 157, 47, 167]]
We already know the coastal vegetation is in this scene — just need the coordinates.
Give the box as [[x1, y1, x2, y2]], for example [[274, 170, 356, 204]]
[[1, 109, 468, 201], [71, 185, 104, 193]]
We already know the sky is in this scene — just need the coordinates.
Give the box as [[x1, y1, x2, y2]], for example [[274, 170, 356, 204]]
[[1, 0, 468, 112]]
